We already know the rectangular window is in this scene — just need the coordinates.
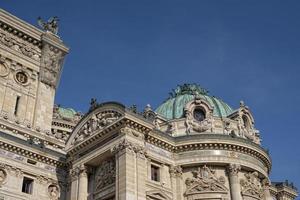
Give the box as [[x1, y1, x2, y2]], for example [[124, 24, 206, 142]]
[[151, 165, 160, 182], [22, 177, 33, 194]]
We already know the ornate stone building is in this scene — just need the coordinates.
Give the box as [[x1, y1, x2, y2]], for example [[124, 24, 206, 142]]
[[0, 9, 298, 200]]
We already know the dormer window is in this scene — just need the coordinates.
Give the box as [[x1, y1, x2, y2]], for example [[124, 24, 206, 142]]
[[193, 108, 205, 122]]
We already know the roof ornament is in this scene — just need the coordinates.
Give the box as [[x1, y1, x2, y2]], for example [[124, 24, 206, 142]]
[[128, 104, 138, 113], [89, 98, 98, 111], [168, 83, 209, 99], [38, 16, 59, 35], [240, 100, 245, 108]]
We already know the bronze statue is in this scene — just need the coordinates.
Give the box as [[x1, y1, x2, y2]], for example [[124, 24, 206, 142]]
[[38, 16, 59, 35]]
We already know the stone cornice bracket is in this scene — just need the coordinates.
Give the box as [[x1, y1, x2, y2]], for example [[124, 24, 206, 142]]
[[227, 163, 241, 176], [40, 32, 69, 88], [169, 165, 182, 178], [111, 139, 146, 157]]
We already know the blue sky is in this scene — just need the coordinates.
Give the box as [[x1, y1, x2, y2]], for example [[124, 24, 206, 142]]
[[2, 0, 300, 192]]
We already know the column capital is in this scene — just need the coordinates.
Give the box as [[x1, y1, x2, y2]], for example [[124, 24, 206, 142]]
[[227, 164, 241, 176], [111, 139, 146, 157], [169, 165, 183, 178]]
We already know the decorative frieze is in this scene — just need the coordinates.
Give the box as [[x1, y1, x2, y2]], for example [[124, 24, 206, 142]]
[[0, 25, 41, 61]]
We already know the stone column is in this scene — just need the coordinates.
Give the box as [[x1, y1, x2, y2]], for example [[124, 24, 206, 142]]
[[78, 164, 88, 200], [263, 179, 273, 200], [228, 164, 242, 200], [170, 165, 183, 200], [69, 167, 79, 200]]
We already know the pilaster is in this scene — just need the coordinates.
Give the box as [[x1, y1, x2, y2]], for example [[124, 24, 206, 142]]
[[170, 165, 183, 200], [227, 164, 242, 200]]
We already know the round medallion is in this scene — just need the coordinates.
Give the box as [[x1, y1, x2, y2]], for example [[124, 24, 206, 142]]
[[0, 62, 9, 77], [193, 108, 205, 122], [15, 71, 28, 85]]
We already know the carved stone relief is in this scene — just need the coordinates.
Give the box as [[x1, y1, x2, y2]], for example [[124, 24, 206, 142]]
[[72, 110, 121, 144], [240, 171, 264, 199], [0, 168, 7, 186], [169, 165, 182, 178], [185, 165, 228, 196], [40, 43, 64, 87], [48, 184, 60, 200], [94, 158, 116, 192], [184, 97, 213, 134], [112, 139, 146, 157], [0, 58, 9, 77]]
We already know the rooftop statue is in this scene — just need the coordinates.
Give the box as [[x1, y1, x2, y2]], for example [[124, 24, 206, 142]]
[[169, 83, 209, 99], [37, 16, 59, 35]]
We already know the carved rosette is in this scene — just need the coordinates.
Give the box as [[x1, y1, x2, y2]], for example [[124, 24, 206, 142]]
[[0, 28, 41, 61], [185, 165, 228, 196], [240, 171, 264, 199], [94, 158, 115, 191], [40, 43, 64, 88], [169, 165, 183, 178]]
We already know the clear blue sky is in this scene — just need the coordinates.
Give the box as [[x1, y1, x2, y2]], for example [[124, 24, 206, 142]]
[[2, 0, 300, 192]]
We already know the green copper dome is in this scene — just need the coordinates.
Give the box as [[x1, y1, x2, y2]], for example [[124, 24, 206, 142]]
[[155, 84, 233, 120]]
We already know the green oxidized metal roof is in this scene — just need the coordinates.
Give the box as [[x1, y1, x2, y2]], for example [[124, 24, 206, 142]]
[[155, 84, 233, 120], [58, 107, 77, 120]]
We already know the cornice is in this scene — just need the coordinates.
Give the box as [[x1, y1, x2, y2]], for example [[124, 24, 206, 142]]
[[0, 15, 42, 47], [0, 118, 65, 150], [146, 132, 272, 173], [0, 132, 66, 167]]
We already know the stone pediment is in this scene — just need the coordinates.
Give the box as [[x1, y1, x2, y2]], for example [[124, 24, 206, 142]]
[[66, 102, 125, 149], [146, 190, 172, 200]]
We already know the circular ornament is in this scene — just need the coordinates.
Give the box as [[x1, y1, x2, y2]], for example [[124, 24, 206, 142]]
[[0, 62, 9, 77], [15, 71, 29, 85]]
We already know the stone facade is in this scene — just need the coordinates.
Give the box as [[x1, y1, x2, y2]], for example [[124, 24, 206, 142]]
[[0, 9, 298, 200]]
